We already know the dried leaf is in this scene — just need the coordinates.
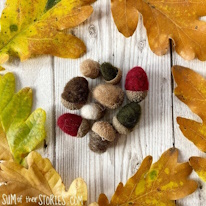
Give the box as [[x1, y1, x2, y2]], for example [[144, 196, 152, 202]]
[[190, 157, 206, 182], [111, 0, 206, 60], [0, 73, 46, 164], [0, 151, 87, 206], [172, 66, 206, 152], [0, 0, 95, 64], [98, 148, 197, 206], [111, 0, 139, 37]]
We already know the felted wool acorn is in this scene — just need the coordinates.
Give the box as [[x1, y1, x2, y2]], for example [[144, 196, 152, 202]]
[[125, 66, 149, 102], [89, 121, 116, 153], [100, 62, 122, 84], [80, 103, 106, 120], [93, 84, 124, 109], [57, 113, 90, 138], [113, 102, 141, 135], [61, 77, 89, 110], [80, 59, 100, 79]]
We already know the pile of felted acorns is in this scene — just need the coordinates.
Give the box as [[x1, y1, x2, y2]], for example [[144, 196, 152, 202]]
[[57, 59, 149, 153]]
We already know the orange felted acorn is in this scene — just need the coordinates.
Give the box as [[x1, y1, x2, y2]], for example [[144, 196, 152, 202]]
[[125, 67, 149, 103]]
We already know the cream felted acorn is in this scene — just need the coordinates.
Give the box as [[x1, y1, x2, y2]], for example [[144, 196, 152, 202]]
[[93, 84, 124, 109], [61, 77, 89, 110], [80, 59, 100, 79], [113, 102, 141, 135], [89, 121, 116, 153], [81, 103, 106, 120], [100, 62, 122, 84], [125, 67, 149, 103]]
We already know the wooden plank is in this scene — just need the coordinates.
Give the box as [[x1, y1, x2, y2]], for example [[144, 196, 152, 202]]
[[54, 1, 173, 204], [0, 0, 55, 163], [54, 1, 116, 202], [113, 15, 174, 189], [172, 52, 206, 205]]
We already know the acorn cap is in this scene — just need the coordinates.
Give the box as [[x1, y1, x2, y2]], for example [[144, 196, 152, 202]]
[[125, 67, 149, 102], [113, 116, 131, 135], [92, 121, 116, 142], [113, 102, 141, 135], [61, 77, 89, 110], [61, 98, 84, 110], [81, 103, 106, 120], [57, 113, 90, 138], [126, 90, 148, 103], [80, 59, 100, 79], [100, 62, 122, 85], [93, 84, 124, 109], [77, 118, 90, 137]]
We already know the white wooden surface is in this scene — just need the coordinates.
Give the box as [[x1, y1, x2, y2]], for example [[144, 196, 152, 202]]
[[1, 0, 206, 205]]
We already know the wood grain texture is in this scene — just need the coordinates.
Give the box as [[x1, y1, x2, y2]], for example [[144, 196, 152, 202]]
[[54, 1, 173, 203], [0, 0, 203, 205]]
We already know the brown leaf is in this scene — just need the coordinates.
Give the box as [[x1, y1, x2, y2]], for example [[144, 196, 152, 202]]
[[111, 0, 139, 37], [172, 65, 206, 152], [189, 157, 206, 182], [98, 148, 197, 206], [111, 0, 206, 60], [0, 152, 87, 206]]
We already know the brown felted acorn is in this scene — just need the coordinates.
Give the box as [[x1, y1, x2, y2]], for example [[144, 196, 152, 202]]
[[61, 77, 89, 110], [80, 103, 106, 120], [80, 59, 100, 79], [100, 62, 122, 84], [113, 102, 141, 135], [89, 121, 116, 153], [93, 84, 124, 109]]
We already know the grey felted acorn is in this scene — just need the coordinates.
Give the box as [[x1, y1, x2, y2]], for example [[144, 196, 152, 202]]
[[61, 77, 89, 110], [113, 102, 141, 135], [89, 121, 116, 153], [100, 62, 122, 84], [93, 84, 124, 109], [81, 103, 106, 120], [80, 59, 100, 79]]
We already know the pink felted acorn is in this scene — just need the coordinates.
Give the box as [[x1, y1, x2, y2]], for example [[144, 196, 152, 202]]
[[125, 66, 149, 103], [57, 113, 90, 138]]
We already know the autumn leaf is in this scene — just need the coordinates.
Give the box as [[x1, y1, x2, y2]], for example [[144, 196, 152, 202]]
[[0, 151, 87, 206], [111, 0, 139, 37], [0, 0, 95, 64], [0, 72, 46, 164], [111, 0, 206, 60], [172, 66, 206, 152], [97, 148, 197, 206]]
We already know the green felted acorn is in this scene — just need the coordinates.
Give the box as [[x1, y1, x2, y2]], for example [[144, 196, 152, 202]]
[[113, 102, 141, 135], [100, 62, 122, 84]]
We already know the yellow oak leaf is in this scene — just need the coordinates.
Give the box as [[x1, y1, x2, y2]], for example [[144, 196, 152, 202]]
[[0, 72, 46, 164], [172, 66, 206, 152], [0, 0, 95, 64], [111, 0, 206, 60], [98, 148, 197, 206], [0, 151, 87, 206]]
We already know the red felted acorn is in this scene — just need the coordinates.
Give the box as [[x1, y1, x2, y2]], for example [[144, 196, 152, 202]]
[[57, 113, 90, 138], [125, 66, 149, 103]]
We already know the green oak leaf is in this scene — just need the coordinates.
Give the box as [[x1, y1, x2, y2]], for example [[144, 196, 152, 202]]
[[0, 72, 46, 164]]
